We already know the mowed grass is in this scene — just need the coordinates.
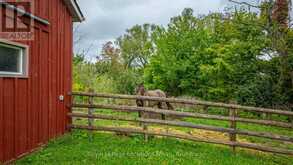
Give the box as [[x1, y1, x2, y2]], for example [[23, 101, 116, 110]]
[[16, 130, 293, 165]]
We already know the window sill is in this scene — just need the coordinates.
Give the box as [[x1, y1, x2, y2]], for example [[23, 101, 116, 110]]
[[0, 74, 29, 79]]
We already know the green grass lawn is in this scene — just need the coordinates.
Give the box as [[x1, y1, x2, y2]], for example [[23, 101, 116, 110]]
[[16, 130, 293, 165], [16, 106, 293, 165]]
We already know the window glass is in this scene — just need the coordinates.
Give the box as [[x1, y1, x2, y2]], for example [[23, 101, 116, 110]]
[[0, 46, 21, 73], [0, 41, 27, 77]]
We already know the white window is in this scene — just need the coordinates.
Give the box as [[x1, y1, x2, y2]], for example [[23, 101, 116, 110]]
[[0, 40, 28, 77]]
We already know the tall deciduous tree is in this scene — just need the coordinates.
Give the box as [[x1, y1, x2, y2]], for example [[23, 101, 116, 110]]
[[271, 0, 293, 107], [116, 24, 157, 68]]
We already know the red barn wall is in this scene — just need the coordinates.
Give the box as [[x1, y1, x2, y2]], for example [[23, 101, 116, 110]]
[[0, 0, 73, 163]]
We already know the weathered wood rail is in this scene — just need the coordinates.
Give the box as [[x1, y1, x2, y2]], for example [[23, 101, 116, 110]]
[[68, 92, 293, 156]]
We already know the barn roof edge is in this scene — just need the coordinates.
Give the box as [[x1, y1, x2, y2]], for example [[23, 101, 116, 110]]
[[63, 0, 85, 22]]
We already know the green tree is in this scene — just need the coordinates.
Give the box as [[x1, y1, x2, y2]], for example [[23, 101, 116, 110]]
[[145, 8, 268, 102], [116, 24, 157, 68]]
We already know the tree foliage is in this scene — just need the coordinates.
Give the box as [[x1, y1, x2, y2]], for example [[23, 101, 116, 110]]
[[144, 8, 293, 108], [116, 24, 157, 68], [73, 4, 293, 109]]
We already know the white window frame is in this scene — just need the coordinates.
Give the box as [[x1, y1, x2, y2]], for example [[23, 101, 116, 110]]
[[0, 40, 29, 78]]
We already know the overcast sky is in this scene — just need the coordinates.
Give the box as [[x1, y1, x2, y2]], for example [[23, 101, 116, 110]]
[[74, 0, 255, 61]]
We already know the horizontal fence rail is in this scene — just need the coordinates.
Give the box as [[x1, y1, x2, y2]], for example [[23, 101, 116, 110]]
[[71, 103, 293, 129], [69, 92, 293, 156], [71, 92, 293, 116], [69, 124, 293, 155], [68, 112, 292, 142]]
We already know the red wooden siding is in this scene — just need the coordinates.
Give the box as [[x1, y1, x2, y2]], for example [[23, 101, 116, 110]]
[[0, 0, 73, 163]]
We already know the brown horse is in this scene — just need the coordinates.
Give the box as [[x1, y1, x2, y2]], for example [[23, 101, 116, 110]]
[[136, 84, 173, 120]]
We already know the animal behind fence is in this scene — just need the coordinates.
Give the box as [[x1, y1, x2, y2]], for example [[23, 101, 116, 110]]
[[136, 84, 174, 120]]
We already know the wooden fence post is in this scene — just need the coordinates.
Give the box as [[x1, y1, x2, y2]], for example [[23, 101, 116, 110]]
[[136, 98, 149, 141], [288, 105, 293, 125], [136, 99, 143, 126], [88, 88, 95, 141], [143, 124, 149, 142], [68, 93, 74, 132], [229, 108, 237, 153]]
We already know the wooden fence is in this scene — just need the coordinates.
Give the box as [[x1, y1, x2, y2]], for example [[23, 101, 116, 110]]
[[68, 92, 293, 156]]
